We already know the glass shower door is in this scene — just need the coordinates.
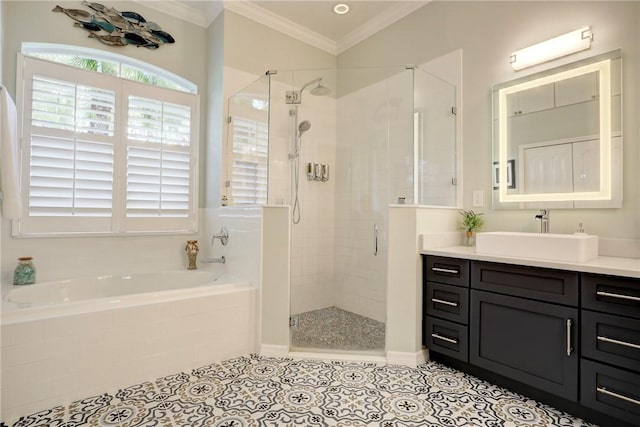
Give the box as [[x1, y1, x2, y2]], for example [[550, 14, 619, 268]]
[[224, 75, 270, 206], [414, 69, 457, 206]]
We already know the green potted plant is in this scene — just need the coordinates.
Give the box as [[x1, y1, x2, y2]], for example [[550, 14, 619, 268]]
[[459, 210, 484, 245]]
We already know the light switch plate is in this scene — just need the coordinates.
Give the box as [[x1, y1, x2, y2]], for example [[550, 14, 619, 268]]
[[473, 190, 484, 207]]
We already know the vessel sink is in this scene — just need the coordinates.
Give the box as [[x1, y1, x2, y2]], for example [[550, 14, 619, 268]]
[[475, 231, 598, 263]]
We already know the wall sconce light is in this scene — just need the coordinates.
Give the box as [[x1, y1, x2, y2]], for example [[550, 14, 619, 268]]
[[510, 26, 593, 71]]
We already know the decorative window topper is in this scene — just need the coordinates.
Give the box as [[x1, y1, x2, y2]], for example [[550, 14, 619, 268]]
[[53, 1, 175, 49]]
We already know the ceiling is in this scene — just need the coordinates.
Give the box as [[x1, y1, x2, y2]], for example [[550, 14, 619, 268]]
[[142, 1, 430, 54]]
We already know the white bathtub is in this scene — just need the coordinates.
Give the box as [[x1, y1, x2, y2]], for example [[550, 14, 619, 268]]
[[1, 270, 257, 421]]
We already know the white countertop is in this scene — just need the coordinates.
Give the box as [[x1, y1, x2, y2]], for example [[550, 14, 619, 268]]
[[421, 246, 640, 279]]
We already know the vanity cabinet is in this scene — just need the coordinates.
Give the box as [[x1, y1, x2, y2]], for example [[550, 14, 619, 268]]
[[470, 262, 579, 401], [580, 273, 640, 425], [422, 255, 640, 427], [423, 256, 470, 362]]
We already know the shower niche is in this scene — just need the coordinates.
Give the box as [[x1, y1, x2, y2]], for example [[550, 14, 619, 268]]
[[224, 60, 460, 354]]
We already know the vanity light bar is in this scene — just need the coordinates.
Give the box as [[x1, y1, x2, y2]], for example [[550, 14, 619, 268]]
[[510, 26, 593, 71]]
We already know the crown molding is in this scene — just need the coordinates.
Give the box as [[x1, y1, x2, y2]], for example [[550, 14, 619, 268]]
[[135, 1, 430, 57], [224, 1, 337, 55], [131, 1, 223, 28], [337, 1, 430, 54]]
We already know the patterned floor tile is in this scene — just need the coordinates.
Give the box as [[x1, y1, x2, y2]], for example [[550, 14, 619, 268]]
[[8, 355, 597, 427]]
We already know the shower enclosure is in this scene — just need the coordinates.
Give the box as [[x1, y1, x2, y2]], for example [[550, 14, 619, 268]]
[[226, 65, 458, 355]]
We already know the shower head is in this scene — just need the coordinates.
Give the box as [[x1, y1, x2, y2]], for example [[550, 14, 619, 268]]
[[310, 81, 331, 96], [298, 120, 311, 137]]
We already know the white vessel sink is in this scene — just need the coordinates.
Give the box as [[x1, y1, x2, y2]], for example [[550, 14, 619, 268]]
[[475, 231, 599, 263]]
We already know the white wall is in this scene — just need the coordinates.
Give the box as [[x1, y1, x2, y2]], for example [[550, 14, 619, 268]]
[[386, 206, 460, 365], [339, 1, 640, 242]]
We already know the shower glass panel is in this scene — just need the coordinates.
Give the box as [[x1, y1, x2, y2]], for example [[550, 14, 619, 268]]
[[224, 75, 270, 206], [414, 68, 457, 206], [278, 67, 414, 354]]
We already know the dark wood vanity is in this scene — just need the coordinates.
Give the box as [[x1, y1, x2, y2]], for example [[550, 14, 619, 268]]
[[423, 255, 640, 427]]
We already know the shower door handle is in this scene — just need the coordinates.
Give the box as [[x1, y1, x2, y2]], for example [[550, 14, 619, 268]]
[[373, 224, 378, 256]]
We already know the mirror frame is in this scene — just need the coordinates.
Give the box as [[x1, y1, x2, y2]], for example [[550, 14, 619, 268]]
[[494, 49, 621, 204]]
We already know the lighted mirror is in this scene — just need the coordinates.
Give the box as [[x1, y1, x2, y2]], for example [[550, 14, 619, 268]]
[[492, 49, 622, 209]]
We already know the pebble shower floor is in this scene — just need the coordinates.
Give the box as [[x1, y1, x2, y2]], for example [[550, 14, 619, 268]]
[[8, 354, 595, 426]]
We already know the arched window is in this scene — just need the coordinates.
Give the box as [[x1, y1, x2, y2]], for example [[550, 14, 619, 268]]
[[15, 44, 199, 236]]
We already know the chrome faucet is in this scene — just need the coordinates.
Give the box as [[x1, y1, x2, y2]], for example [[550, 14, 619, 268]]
[[211, 226, 229, 246], [535, 209, 550, 233], [202, 226, 229, 264]]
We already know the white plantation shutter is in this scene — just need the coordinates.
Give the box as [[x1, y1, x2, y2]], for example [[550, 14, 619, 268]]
[[230, 117, 268, 205], [122, 81, 197, 232], [17, 56, 198, 236]]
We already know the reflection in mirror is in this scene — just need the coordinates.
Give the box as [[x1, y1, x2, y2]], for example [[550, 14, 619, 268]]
[[492, 49, 622, 209]]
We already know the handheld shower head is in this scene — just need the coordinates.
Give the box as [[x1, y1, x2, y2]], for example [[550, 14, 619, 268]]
[[298, 120, 311, 137]]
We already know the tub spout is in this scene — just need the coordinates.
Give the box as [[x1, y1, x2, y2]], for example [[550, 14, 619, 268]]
[[202, 256, 226, 264]]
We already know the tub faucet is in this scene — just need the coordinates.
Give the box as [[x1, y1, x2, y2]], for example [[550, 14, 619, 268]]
[[202, 256, 226, 264], [212, 227, 229, 246], [535, 209, 550, 233]]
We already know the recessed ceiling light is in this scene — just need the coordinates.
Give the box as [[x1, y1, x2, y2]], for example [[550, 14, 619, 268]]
[[333, 3, 350, 15]]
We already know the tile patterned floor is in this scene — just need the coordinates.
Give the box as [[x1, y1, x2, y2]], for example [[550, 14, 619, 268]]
[[9, 354, 595, 427], [291, 307, 385, 351]]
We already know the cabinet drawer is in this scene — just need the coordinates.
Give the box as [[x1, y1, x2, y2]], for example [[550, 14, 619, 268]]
[[470, 290, 579, 401], [424, 316, 468, 362], [425, 282, 469, 324], [471, 261, 578, 306], [582, 310, 640, 372], [425, 256, 469, 287], [582, 274, 640, 319], [581, 359, 640, 426]]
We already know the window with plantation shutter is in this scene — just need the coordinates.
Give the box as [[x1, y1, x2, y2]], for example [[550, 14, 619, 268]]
[[16, 55, 198, 236], [230, 117, 268, 205]]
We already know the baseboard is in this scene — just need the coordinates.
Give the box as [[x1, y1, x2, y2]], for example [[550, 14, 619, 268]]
[[386, 349, 429, 367], [259, 344, 289, 357]]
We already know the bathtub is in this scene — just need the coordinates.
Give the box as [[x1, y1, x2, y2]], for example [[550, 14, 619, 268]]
[[1, 270, 257, 421]]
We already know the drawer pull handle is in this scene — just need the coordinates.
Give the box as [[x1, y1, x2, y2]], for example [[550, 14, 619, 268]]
[[431, 333, 458, 344], [431, 267, 459, 275], [597, 335, 640, 350], [597, 387, 640, 407], [596, 291, 640, 302], [566, 319, 573, 356], [432, 298, 458, 307]]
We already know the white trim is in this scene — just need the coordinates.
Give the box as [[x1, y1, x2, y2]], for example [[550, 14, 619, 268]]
[[135, 0, 430, 55], [224, 1, 337, 55], [337, 1, 430, 54], [259, 344, 290, 358], [131, 0, 218, 28], [386, 350, 429, 367], [21, 42, 197, 94]]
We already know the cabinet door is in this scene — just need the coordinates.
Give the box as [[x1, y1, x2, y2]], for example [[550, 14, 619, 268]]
[[582, 310, 640, 372], [425, 281, 469, 324], [425, 256, 469, 287], [424, 316, 469, 362], [555, 71, 598, 107], [510, 83, 555, 116], [581, 359, 640, 426], [471, 261, 579, 306], [582, 274, 640, 319], [470, 290, 579, 401]]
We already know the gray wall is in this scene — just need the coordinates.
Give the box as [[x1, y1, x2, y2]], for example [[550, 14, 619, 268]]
[[339, 1, 640, 240]]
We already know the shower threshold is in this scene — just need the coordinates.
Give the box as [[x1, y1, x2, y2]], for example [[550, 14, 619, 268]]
[[291, 306, 385, 352]]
